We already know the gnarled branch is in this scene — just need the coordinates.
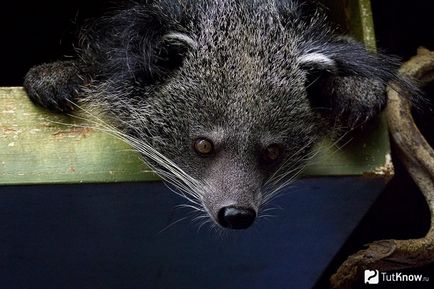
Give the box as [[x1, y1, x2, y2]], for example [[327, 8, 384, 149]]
[[330, 48, 434, 289]]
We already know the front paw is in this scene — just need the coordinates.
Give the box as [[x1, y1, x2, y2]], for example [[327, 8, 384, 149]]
[[24, 61, 83, 113]]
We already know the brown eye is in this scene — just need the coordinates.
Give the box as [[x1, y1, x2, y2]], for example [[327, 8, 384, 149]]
[[193, 138, 214, 156], [263, 144, 282, 163]]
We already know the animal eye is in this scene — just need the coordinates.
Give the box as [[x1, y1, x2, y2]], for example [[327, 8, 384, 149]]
[[193, 138, 214, 156], [263, 144, 282, 163]]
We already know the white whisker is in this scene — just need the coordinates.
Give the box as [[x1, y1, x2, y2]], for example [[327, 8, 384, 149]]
[[158, 216, 190, 234], [55, 100, 207, 220]]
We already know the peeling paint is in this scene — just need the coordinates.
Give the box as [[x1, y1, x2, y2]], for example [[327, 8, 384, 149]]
[[364, 153, 394, 179], [0, 127, 17, 134], [29, 129, 41, 134], [52, 127, 93, 140]]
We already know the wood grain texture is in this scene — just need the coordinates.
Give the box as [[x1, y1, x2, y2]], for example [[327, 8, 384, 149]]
[[0, 87, 390, 185], [0, 87, 159, 185]]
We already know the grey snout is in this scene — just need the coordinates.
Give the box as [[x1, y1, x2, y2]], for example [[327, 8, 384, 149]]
[[217, 206, 256, 230]]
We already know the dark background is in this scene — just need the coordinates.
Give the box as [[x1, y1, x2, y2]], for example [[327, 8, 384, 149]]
[[0, 1, 106, 86], [0, 1, 433, 84], [0, 1, 433, 288]]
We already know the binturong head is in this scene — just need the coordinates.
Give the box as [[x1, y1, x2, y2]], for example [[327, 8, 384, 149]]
[[79, 1, 418, 230]]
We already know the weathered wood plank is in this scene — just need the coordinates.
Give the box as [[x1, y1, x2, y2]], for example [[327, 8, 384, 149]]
[[0, 87, 159, 184], [0, 87, 391, 185]]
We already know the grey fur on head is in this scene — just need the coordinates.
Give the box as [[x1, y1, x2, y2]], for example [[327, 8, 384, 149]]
[[24, 0, 418, 230]]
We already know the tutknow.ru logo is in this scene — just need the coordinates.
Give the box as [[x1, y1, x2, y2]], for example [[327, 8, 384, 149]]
[[364, 269, 430, 285]]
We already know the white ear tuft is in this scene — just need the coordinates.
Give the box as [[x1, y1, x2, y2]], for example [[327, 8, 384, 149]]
[[162, 32, 197, 49], [299, 52, 336, 71]]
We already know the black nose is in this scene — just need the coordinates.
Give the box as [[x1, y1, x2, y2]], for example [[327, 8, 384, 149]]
[[217, 206, 256, 229]]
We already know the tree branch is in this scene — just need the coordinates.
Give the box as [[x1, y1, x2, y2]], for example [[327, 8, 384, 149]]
[[330, 48, 434, 289]]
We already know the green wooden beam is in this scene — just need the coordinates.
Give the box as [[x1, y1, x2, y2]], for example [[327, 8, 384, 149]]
[[0, 87, 391, 185], [350, 0, 377, 51], [0, 87, 159, 184]]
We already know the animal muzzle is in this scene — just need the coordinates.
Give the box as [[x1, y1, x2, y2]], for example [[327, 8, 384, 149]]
[[217, 206, 256, 229]]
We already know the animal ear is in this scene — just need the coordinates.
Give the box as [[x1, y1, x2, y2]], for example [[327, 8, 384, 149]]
[[155, 32, 196, 72], [301, 40, 416, 127], [299, 52, 337, 73], [77, 3, 197, 85]]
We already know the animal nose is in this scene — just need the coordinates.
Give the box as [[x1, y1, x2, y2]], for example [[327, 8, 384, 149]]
[[217, 206, 256, 229]]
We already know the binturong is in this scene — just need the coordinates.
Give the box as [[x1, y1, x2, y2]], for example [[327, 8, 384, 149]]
[[24, 0, 418, 230]]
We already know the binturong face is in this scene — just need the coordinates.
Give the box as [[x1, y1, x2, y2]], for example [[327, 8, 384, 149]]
[[140, 74, 324, 230], [133, 29, 327, 229]]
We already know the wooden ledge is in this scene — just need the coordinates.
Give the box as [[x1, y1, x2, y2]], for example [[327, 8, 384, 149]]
[[0, 87, 391, 185]]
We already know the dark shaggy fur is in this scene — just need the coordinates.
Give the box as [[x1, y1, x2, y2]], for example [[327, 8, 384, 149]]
[[24, 0, 418, 230]]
